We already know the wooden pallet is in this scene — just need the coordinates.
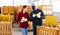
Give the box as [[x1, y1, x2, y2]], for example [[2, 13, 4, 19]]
[[37, 26, 59, 35], [0, 21, 12, 35]]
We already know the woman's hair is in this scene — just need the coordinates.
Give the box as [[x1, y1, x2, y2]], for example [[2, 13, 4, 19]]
[[23, 5, 27, 9], [21, 5, 27, 12]]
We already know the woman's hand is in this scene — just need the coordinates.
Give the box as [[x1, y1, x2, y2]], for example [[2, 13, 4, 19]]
[[21, 17, 25, 21], [24, 18, 28, 22], [18, 22, 20, 28], [21, 17, 28, 22]]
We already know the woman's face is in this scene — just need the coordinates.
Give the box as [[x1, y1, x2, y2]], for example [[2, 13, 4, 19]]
[[23, 7, 28, 12]]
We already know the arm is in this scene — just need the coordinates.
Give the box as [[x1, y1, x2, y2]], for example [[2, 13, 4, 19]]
[[40, 11, 45, 19], [25, 13, 30, 21], [16, 13, 21, 22], [37, 10, 45, 19], [30, 12, 35, 21]]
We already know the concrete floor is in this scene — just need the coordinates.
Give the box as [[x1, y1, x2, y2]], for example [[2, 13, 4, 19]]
[[12, 23, 33, 35]]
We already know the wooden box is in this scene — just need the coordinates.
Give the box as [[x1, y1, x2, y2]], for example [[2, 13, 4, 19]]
[[2, 6, 8, 14], [16, 6, 23, 14], [27, 6, 32, 14], [28, 21, 33, 30], [10, 15, 14, 22], [2, 6, 14, 14], [37, 26, 59, 35], [0, 21, 12, 35], [8, 6, 14, 14]]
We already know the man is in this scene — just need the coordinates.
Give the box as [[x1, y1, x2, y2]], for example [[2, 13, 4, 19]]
[[30, 3, 45, 35]]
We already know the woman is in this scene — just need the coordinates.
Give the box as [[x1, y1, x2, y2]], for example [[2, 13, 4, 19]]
[[17, 5, 29, 35]]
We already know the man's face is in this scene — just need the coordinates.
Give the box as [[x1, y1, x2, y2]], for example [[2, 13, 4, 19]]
[[32, 6, 35, 10]]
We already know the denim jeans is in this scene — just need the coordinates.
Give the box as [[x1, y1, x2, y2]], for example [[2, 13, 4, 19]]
[[20, 28, 28, 35]]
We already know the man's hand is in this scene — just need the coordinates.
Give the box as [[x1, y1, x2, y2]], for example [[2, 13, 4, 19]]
[[36, 12, 41, 18], [37, 15, 41, 18], [33, 13, 36, 17]]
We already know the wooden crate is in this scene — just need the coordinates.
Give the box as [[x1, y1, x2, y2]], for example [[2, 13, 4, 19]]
[[59, 28, 60, 35], [37, 5, 53, 15], [37, 5, 43, 10], [2, 6, 8, 14], [28, 21, 33, 30], [0, 21, 12, 35], [27, 6, 32, 14], [8, 6, 14, 14], [10, 15, 14, 22], [2, 6, 14, 14], [58, 23, 60, 35], [16, 6, 23, 14], [37, 26, 59, 35]]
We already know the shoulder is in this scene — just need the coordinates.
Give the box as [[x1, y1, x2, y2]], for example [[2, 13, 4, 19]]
[[26, 12, 29, 15], [30, 11, 34, 15], [37, 9, 42, 12], [18, 12, 22, 15]]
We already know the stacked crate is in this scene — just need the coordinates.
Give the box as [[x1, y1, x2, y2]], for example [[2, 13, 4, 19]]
[[2, 6, 15, 23], [0, 14, 12, 35], [10, 15, 14, 22], [16, 6, 23, 14], [0, 22, 12, 35], [58, 23, 60, 35], [28, 21, 33, 31], [2, 6, 14, 14], [37, 5, 53, 15], [2, 6, 8, 14], [8, 6, 14, 14], [37, 26, 59, 35], [59, 28, 60, 35], [27, 6, 32, 14]]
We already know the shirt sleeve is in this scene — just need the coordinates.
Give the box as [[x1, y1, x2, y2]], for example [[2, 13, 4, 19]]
[[36, 9, 45, 20], [38, 10, 45, 19], [30, 12, 35, 21], [27, 13, 30, 21], [16, 13, 21, 22]]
